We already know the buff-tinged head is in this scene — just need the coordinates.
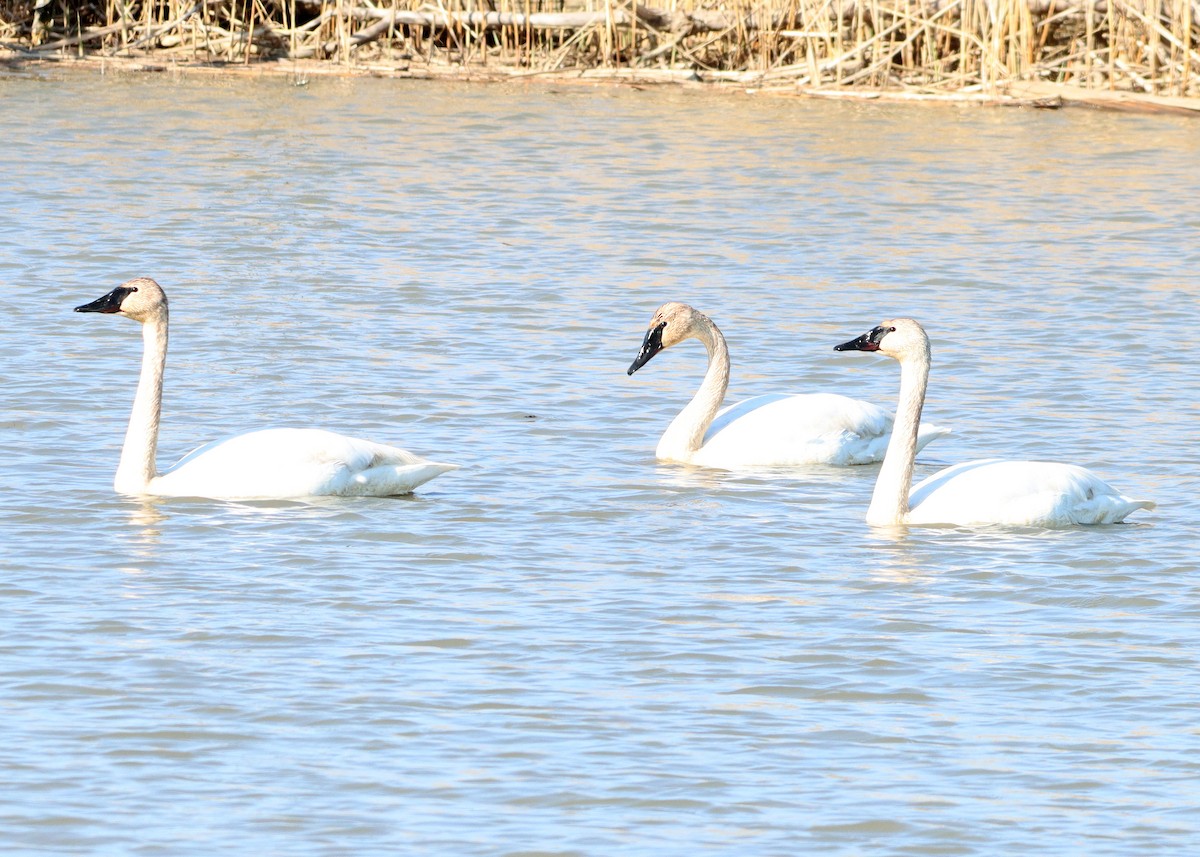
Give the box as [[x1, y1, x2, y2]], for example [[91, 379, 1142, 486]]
[[75, 277, 168, 324], [627, 302, 710, 376]]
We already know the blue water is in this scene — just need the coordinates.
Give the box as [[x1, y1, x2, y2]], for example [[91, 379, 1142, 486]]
[[1, 68, 1198, 855]]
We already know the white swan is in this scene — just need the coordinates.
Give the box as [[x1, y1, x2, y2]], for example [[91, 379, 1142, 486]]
[[626, 302, 950, 467], [834, 318, 1154, 527], [75, 277, 457, 499]]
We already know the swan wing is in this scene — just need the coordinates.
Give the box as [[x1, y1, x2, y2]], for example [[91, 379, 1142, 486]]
[[694, 392, 948, 467], [152, 428, 457, 499], [907, 459, 1154, 526]]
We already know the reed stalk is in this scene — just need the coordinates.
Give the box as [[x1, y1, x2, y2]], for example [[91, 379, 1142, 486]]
[[2, 0, 1198, 99]]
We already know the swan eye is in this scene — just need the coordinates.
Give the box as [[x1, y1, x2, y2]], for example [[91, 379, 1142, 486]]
[[888, 326, 896, 332], [130, 287, 138, 293]]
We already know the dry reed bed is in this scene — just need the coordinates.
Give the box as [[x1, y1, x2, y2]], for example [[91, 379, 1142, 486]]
[[2, 0, 1198, 101]]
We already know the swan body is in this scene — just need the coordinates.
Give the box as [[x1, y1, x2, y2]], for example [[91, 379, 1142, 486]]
[[686, 392, 908, 468], [149, 428, 455, 499], [627, 302, 949, 468], [76, 278, 457, 500], [834, 318, 1154, 527]]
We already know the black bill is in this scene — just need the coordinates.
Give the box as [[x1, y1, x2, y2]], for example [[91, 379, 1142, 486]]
[[834, 325, 890, 353], [627, 321, 666, 375], [74, 285, 136, 314]]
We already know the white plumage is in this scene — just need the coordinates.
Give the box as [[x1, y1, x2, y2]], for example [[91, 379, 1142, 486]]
[[834, 318, 1153, 527], [76, 278, 457, 500], [691, 392, 905, 467], [906, 459, 1152, 527], [151, 428, 455, 499], [627, 302, 949, 468]]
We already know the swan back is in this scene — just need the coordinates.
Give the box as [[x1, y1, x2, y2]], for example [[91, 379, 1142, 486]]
[[907, 459, 1156, 527], [697, 392, 947, 467], [154, 428, 457, 499]]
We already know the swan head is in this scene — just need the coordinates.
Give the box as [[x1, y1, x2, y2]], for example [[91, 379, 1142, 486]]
[[75, 277, 167, 323], [627, 302, 708, 375], [834, 317, 929, 362]]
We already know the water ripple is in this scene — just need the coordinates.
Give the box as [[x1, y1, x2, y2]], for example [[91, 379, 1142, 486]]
[[0, 71, 1196, 856]]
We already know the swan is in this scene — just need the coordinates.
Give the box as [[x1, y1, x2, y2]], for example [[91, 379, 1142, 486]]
[[75, 277, 458, 499], [834, 318, 1154, 527], [625, 302, 950, 468]]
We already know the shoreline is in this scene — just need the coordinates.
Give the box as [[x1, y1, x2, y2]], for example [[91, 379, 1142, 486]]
[[6, 51, 1200, 116], [4, 0, 1199, 116]]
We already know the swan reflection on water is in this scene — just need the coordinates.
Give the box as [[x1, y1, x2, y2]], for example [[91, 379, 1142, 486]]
[[122, 499, 165, 560]]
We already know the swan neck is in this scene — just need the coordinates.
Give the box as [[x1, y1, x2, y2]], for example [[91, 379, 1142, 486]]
[[115, 313, 167, 494], [867, 350, 929, 526], [657, 317, 730, 460]]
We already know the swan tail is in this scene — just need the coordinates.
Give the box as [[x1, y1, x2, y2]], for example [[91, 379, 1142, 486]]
[[1081, 496, 1155, 524], [836, 421, 949, 466], [349, 461, 458, 496], [1066, 467, 1156, 524], [913, 422, 951, 452]]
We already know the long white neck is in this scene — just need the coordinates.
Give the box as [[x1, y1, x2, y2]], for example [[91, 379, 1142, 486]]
[[114, 313, 167, 495], [866, 348, 930, 526], [656, 317, 730, 461]]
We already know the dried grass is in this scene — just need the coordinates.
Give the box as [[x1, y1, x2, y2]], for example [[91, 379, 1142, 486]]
[[1, 0, 1197, 97]]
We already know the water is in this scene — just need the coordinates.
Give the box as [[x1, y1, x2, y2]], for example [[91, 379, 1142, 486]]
[[2, 68, 1198, 855]]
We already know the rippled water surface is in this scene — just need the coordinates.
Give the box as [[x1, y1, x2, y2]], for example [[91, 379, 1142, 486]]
[[2, 68, 1198, 855]]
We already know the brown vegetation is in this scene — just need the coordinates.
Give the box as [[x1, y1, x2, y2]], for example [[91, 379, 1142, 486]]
[[2, 1, 1198, 105]]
